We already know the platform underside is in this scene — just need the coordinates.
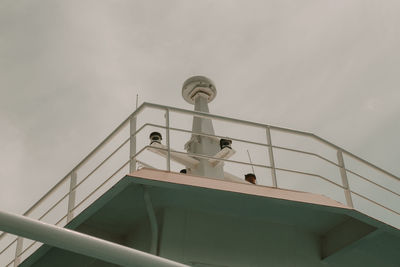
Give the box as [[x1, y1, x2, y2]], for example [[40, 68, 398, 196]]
[[21, 169, 400, 267]]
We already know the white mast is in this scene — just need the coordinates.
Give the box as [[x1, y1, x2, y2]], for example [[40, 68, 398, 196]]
[[182, 76, 225, 179]]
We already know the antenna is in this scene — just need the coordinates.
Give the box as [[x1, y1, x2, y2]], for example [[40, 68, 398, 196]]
[[136, 94, 139, 109]]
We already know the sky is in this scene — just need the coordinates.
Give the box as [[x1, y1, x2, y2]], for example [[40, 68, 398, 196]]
[[0, 0, 399, 218]]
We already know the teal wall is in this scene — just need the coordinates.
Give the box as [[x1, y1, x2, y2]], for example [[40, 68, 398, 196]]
[[158, 207, 323, 267]]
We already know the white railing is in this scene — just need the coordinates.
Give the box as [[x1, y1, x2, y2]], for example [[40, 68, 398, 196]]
[[1, 102, 399, 266]]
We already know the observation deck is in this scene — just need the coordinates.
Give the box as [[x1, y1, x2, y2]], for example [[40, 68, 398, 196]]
[[0, 100, 399, 267]]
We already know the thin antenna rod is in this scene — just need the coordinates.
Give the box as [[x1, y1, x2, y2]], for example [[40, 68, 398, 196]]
[[247, 149, 255, 174], [136, 94, 139, 109]]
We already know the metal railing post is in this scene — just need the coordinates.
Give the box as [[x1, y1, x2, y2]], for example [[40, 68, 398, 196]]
[[266, 127, 278, 187], [67, 171, 77, 223], [13, 237, 23, 266], [130, 115, 137, 173], [165, 109, 171, 172], [337, 150, 354, 208]]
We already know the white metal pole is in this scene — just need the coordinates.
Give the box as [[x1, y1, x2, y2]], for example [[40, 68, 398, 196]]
[[337, 150, 354, 208], [67, 171, 77, 223], [266, 127, 277, 187], [246, 150, 255, 174], [165, 109, 171, 172], [130, 115, 137, 173], [13, 237, 23, 267], [0, 210, 188, 267]]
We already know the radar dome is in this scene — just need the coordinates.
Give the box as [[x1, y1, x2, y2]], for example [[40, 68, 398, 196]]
[[182, 76, 217, 104]]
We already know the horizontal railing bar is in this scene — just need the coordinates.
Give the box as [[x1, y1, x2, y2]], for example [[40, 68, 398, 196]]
[[274, 167, 344, 189], [312, 136, 399, 182], [345, 150, 400, 182], [351, 191, 400, 216], [346, 169, 400, 197], [271, 145, 341, 168], [270, 145, 398, 196]]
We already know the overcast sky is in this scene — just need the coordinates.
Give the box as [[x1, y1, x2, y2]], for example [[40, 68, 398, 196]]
[[0, 0, 399, 216]]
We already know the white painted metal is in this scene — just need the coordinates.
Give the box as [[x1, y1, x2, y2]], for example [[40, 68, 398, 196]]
[[67, 171, 77, 223], [183, 76, 224, 179], [1, 94, 399, 261], [165, 109, 171, 172], [3, 101, 393, 221], [247, 149, 256, 174], [0, 103, 397, 238], [208, 147, 236, 167], [13, 237, 23, 267], [148, 143, 200, 167], [182, 76, 217, 104], [266, 127, 277, 188], [337, 150, 354, 208], [223, 171, 248, 184], [130, 115, 137, 173], [136, 159, 157, 170], [0, 104, 146, 231], [0, 210, 188, 267]]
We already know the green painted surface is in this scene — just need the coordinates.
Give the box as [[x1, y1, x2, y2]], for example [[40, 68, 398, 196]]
[[160, 207, 323, 267], [20, 174, 400, 267]]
